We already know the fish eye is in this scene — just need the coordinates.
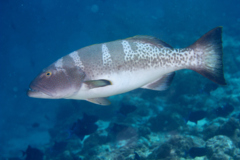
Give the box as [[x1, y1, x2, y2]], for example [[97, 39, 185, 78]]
[[45, 71, 52, 76]]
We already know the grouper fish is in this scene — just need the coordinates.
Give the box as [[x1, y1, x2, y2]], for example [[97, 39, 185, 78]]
[[28, 27, 226, 105]]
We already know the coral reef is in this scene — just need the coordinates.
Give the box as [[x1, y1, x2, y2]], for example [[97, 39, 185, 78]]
[[206, 135, 236, 159]]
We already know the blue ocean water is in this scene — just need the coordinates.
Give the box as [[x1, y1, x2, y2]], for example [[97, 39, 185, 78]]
[[1, 0, 240, 159]]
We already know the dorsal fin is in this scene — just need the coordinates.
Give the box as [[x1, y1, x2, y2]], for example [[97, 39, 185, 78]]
[[127, 35, 173, 49]]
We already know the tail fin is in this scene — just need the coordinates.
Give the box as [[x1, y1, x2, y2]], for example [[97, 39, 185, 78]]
[[189, 26, 226, 85]]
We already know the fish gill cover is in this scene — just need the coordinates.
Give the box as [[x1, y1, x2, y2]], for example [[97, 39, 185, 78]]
[[1, 0, 240, 160]]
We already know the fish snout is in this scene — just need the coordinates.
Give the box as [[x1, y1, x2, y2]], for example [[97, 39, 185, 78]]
[[27, 85, 54, 98]]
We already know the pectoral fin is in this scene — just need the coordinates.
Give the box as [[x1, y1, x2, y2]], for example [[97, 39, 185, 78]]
[[142, 72, 175, 91], [86, 98, 111, 105], [84, 79, 112, 89]]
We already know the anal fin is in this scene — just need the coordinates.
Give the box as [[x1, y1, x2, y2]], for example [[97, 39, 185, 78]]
[[87, 98, 111, 105], [142, 72, 175, 91]]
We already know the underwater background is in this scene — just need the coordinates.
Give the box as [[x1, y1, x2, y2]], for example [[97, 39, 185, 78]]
[[1, 0, 240, 159]]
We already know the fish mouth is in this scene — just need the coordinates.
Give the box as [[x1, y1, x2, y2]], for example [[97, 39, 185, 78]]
[[27, 86, 54, 98]]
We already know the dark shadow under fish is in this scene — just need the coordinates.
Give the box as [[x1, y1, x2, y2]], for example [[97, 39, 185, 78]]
[[187, 147, 207, 158], [70, 113, 99, 140], [185, 110, 207, 124], [117, 103, 137, 117], [215, 103, 234, 117], [22, 145, 44, 160]]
